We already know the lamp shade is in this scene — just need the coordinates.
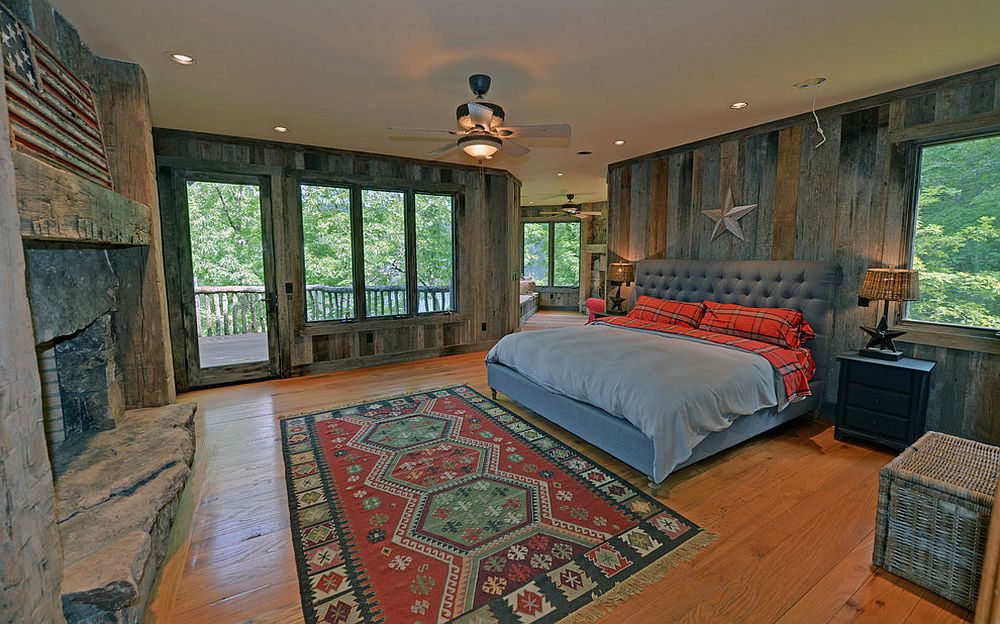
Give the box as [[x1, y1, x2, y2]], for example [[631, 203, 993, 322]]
[[458, 135, 501, 158], [859, 268, 920, 301], [608, 262, 635, 284]]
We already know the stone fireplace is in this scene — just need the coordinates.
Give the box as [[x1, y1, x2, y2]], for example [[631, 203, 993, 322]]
[[26, 246, 125, 468], [21, 243, 195, 624]]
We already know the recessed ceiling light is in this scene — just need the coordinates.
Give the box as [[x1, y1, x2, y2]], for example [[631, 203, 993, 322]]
[[729, 102, 749, 109], [273, 126, 289, 133], [576, 150, 593, 156], [556, 172, 564, 176], [169, 52, 195, 65], [529, 201, 535, 204], [613, 139, 626, 145]]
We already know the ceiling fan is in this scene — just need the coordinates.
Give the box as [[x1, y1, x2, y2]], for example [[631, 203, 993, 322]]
[[388, 74, 571, 160], [540, 195, 602, 219]]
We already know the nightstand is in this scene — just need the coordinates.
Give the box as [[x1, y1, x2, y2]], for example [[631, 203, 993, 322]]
[[834, 353, 936, 451]]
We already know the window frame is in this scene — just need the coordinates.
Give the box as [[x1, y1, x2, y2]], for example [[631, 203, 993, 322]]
[[296, 173, 460, 328], [521, 219, 581, 288], [897, 129, 1000, 352]]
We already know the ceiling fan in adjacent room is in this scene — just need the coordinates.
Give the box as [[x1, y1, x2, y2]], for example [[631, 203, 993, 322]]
[[388, 74, 571, 160], [540, 195, 602, 219]]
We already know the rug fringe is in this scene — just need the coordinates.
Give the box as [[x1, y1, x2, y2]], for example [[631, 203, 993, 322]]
[[559, 530, 719, 624], [275, 384, 474, 420]]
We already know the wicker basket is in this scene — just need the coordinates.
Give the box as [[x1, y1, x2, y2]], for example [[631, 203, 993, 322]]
[[874, 431, 1000, 609]]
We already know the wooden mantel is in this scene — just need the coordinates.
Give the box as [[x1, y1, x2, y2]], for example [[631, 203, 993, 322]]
[[14, 151, 151, 246]]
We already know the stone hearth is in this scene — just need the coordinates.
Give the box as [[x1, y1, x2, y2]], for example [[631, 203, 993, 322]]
[[55, 403, 195, 623]]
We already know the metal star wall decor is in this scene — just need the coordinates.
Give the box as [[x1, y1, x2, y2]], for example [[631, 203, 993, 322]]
[[703, 187, 758, 241]]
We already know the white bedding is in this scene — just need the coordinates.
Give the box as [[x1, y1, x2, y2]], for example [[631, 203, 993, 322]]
[[485, 323, 787, 479]]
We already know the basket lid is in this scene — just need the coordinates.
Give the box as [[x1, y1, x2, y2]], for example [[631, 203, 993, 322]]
[[889, 431, 1000, 498]]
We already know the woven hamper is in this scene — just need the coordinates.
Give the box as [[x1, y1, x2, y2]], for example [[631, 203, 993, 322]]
[[874, 431, 1000, 610]]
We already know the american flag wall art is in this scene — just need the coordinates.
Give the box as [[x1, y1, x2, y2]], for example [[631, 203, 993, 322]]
[[1, 3, 113, 189]]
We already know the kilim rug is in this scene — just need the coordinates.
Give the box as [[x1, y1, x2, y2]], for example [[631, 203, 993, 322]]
[[280, 385, 715, 623]]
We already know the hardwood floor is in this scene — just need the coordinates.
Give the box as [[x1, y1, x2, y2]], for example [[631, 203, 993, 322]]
[[521, 309, 589, 331], [146, 351, 970, 623]]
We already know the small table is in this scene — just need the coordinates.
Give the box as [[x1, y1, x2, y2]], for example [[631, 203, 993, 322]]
[[834, 352, 936, 451]]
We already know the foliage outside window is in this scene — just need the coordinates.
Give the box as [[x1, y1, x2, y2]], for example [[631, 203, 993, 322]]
[[522, 221, 580, 287], [301, 185, 457, 322], [362, 190, 408, 317], [553, 222, 581, 287], [415, 194, 456, 313], [522, 223, 550, 285], [907, 134, 1000, 330], [302, 184, 354, 321], [187, 181, 264, 287]]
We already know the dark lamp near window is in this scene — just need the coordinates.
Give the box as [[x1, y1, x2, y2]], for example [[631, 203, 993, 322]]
[[608, 262, 635, 312], [857, 268, 920, 361]]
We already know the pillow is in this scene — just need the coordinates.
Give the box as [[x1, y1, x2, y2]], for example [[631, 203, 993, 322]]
[[519, 279, 535, 295], [627, 296, 705, 328], [698, 301, 815, 348]]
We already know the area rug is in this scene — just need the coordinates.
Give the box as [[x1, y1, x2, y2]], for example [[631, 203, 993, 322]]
[[280, 385, 715, 623]]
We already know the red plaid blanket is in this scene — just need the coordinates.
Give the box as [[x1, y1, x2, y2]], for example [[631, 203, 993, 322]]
[[594, 316, 815, 402]]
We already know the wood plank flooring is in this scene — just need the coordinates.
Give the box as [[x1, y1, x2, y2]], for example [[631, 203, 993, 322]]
[[145, 349, 970, 623]]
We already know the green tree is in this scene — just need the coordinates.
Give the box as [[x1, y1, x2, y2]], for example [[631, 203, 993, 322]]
[[187, 181, 263, 287]]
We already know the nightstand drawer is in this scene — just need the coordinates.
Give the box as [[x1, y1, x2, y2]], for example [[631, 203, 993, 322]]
[[846, 361, 912, 394], [845, 383, 911, 418], [842, 407, 910, 442]]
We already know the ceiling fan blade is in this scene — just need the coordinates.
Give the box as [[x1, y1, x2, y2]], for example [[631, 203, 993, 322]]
[[500, 139, 530, 158], [577, 211, 603, 216], [539, 211, 564, 215], [388, 127, 456, 137], [468, 102, 494, 129], [497, 123, 571, 138], [428, 142, 458, 157]]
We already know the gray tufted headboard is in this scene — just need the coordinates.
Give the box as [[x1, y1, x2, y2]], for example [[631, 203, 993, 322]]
[[633, 259, 841, 398]]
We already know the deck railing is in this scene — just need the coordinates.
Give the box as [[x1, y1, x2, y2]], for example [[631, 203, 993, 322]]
[[194, 285, 452, 336]]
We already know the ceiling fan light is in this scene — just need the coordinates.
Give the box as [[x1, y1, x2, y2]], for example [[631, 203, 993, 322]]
[[458, 135, 502, 158]]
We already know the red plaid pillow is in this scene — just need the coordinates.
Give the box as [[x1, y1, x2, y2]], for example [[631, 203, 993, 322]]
[[627, 296, 705, 328], [698, 301, 815, 348]]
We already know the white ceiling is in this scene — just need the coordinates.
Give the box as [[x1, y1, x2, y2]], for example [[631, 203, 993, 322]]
[[50, 0, 1000, 204]]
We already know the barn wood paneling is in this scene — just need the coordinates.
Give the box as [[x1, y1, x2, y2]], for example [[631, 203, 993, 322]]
[[606, 64, 1000, 443], [155, 130, 520, 388]]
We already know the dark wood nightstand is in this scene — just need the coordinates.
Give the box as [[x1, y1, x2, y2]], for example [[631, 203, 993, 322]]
[[834, 353, 936, 451]]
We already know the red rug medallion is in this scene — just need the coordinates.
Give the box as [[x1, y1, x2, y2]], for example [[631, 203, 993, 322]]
[[281, 386, 713, 623]]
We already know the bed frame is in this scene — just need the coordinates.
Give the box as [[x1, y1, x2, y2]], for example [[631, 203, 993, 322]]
[[487, 259, 840, 494]]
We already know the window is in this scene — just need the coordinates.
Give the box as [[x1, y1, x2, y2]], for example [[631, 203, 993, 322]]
[[415, 193, 456, 312], [301, 184, 354, 321], [906, 134, 1000, 330], [553, 222, 581, 287], [521, 221, 581, 287], [301, 183, 457, 323], [362, 190, 408, 317], [522, 223, 550, 285]]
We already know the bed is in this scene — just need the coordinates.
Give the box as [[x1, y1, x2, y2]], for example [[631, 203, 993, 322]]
[[486, 259, 839, 494]]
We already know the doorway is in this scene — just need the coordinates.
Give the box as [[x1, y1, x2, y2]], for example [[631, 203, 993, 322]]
[[180, 174, 279, 387]]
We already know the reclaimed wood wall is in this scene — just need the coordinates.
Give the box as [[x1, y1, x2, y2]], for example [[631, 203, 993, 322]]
[[607, 64, 1000, 443], [155, 130, 521, 389]]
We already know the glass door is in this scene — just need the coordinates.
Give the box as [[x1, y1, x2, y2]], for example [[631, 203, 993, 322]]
[[182, 174, 279, 386]]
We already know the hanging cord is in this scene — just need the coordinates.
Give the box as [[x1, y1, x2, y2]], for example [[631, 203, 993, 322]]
[[810, 87, 826, 148]]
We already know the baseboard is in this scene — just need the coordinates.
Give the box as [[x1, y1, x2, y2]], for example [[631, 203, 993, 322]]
[[293, 340, 500, 377]]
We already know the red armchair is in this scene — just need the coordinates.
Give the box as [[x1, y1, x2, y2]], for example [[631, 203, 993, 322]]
[[584, 297, 606, 322]]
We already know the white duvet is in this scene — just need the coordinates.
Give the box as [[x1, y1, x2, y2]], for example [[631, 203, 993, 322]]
[[486, 322, 787, 480]]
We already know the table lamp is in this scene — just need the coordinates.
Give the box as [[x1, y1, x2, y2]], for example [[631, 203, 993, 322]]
[[608, 262, 635, 313], [858, 268, 920, 361]]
